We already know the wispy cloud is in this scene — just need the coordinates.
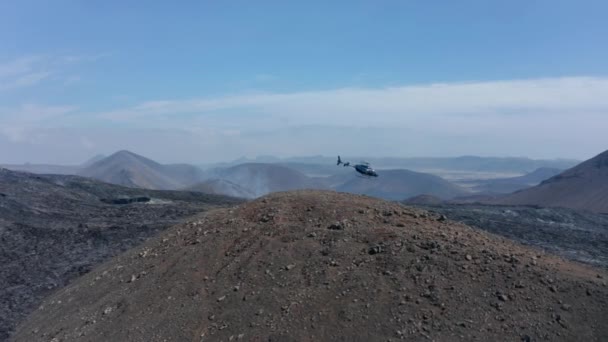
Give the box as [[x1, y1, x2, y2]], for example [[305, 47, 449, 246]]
[[0, 56, 41, 78], [0, 53, 107, 91], [91, 76, 608, 160], [61, 53, 111, 64], [0, 56, 52, 91], [100, 76, 608, 127]]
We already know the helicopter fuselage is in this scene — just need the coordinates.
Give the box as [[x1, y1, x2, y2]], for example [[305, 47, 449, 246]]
[[354, 164, 378, 177], [337, 156, 378, 177]]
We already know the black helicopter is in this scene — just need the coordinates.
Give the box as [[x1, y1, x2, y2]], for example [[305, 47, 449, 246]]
[[337, 156, 378, 178]]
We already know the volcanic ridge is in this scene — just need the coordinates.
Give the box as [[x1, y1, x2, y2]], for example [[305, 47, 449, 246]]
[[13, 190, 608, 342], [491, 150, 608, 213]]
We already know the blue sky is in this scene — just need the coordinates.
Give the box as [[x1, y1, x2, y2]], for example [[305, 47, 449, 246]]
[[1, 0, 607, 163]]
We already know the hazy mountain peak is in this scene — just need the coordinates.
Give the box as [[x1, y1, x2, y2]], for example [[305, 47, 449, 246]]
[[81, 154, 107, 167], [78, 150, 204, 190], [109, 150, 148, 160]]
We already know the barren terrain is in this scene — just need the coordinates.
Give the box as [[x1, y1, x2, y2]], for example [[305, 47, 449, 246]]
[[409, 203, 608, 268], [0, 168, 241, 340], [13, 190, 608, 342]]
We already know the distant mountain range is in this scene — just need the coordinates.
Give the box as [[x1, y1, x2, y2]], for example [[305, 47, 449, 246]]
[[489, 150, 608, 213], [1, 150, 589, 202], [189, 163, 471, 200], [335, 169, 469, 200], [204, 155, 579, 174], [3, 153, 578, 179]]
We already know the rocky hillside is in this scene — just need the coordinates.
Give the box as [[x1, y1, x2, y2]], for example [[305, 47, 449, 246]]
[[491, 150, 608, 213], [0, 168, 241, 341], [14, 191, 608, 342], [407, 203, 608, 268]]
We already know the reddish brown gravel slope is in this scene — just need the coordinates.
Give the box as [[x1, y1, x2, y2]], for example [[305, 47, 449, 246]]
[[13, 190, 608, 342]]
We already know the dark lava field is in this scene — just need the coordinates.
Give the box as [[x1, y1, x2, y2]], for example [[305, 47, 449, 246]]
[[409, 203, 608, 268], [0, 168, 241, 341]]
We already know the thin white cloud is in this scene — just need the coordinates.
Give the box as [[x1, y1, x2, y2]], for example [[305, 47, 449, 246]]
[[100, 76, 608, 126], [0, 56, 52, 91], [0, 56, 41, 78], [63, 53, 111, 63], [8, 71, 53, 89], [0, 53, 106, 91], [91, 76, 608, 161]]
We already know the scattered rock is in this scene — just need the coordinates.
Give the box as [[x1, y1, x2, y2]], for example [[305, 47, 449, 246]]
[[368, 246, 384, 255], [328, 222, 343, 230], [555, 314, 568, 328]]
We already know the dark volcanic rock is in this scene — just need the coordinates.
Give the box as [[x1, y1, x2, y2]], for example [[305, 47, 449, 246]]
[[408, 203, 608, 268], [13, 190, 608, 342], [100, 196, 151, 205], [0, 168, 242, 341]]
